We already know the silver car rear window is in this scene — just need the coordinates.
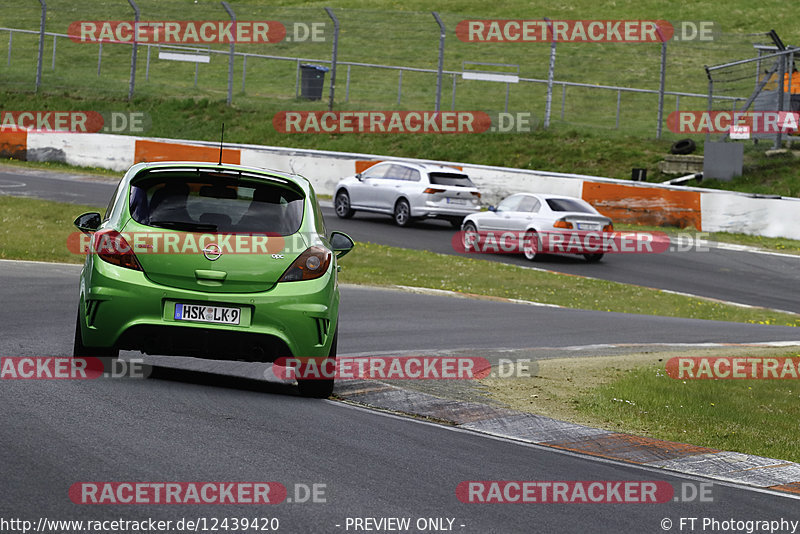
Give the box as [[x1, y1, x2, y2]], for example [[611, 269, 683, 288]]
[[546, 198, 593, 213], [428, 172, 474, 187]]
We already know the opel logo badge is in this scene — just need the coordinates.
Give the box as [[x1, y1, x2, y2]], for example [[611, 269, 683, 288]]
[[202, 243, 222, 261]]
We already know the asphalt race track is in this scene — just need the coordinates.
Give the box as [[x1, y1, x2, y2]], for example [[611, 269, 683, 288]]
[[3, 165, 799, 313], [1, 260, 799, 532], [325, 211, 800, 315], [3, 261, 800, 360], [3, 369, 799, 532], [2, 166, 800, 532]]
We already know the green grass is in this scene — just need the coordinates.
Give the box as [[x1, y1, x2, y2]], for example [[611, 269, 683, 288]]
[[701, 231, 800, 254], [0, 91, 679, 177], [576, 354, 800, 462], [0, 196, 103, 264], [614, 222, 800, 254], [3, 195, 799, 326], [3, 91, 800, 198], [482, 347, 800, 462], [700, 149, 800, 199], [338, 242, 800, 326]]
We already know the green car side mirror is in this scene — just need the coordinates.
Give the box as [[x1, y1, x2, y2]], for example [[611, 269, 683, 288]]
[[329, 231, 354, 258], [74, 212, 102, 234]]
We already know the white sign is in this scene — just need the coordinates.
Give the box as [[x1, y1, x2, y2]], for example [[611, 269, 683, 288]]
[[730, 124, 750, 140]]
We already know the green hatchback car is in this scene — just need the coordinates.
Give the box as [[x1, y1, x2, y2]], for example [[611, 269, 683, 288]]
[[73, 161, 354, 398]]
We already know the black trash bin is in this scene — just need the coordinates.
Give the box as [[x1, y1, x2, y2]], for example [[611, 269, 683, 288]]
[[299, 64, 329, 100]]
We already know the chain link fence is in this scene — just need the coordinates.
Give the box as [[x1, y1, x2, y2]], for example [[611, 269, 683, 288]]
[[704, 45, 799, 148], [1, 1, 787, 138]]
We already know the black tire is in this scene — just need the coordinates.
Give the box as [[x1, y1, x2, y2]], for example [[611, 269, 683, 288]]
[[73, 307, 119, 359], [462, 222, 479, 252], [334, 190, 355, 219], [447, 217, 463, 228], [297, 328, 337, 399], [583, 253, 604, 263], [670, 138, 696, 155], [523, 230, 539, 262], [393, 199, 412, 227]]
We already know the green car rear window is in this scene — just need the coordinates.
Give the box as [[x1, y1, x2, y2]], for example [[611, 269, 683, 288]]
[[129, 174, 304, 235]]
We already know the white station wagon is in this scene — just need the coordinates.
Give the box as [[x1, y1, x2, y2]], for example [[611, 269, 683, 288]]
[[334, 162, 481, 227]]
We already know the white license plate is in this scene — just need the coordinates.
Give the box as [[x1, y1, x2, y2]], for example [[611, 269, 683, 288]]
[[174, 303, 240, 325], [446, 198, 466, 205], [578, 223, 599, 230]]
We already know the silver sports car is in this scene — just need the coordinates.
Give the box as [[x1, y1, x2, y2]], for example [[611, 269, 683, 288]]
[[461, 193, 614, 262]]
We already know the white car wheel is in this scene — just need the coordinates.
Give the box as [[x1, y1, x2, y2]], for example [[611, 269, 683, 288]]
[[523, 231, 539, 261]]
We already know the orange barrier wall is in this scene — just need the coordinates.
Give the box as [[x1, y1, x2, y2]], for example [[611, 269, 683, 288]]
[[0, 129, 27, 160], [582, 182, 702, 230], [134, 140, 241, 165]]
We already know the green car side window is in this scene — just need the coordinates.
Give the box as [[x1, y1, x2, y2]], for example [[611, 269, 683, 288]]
[[103, 179, 124, 222]]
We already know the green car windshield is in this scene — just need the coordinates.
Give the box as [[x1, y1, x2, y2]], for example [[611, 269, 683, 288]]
[[129, 173, 305, 235]]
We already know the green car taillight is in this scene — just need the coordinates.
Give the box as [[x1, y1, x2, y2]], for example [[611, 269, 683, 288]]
[[93, 229, 143, 271], [278, 246, 331, 282]]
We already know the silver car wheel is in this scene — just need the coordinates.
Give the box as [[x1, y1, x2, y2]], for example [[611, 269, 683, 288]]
[[523, 231, 539, 261], [463, 222, 479, 251], [394, 199, 411, 227], [335, 191, 354, 219]]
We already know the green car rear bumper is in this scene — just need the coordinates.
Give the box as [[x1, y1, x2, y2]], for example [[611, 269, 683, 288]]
[[78, 255, 338, 361]]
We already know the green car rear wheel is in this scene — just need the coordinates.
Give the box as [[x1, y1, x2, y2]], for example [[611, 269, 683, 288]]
[[297, 327, 337, 399]]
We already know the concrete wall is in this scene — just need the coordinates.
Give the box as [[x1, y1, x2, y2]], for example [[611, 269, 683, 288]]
[[2, 129, 798, 239]]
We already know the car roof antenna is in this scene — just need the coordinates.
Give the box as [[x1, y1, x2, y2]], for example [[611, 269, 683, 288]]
[[218, 123, 225, 165]]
